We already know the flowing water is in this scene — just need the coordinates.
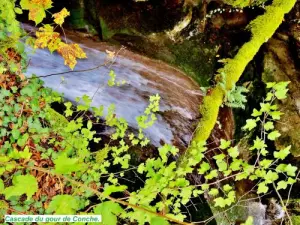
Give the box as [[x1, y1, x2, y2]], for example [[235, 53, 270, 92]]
[[24, 24, 206, 148]]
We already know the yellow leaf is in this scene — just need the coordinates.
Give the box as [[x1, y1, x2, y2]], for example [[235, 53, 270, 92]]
[[30, 0, 52, 9], [21, 0, 53, 24], [34, 25, 61, 52], [57, 43, 87, 70], [28, 7, 45, 24], [53, 8, 70, 26]]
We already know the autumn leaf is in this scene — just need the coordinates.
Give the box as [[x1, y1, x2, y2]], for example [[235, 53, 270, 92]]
[[31, 0, 52, 9], [57, 43, 87, 69], [28, 7, 46, 24], [53, 8, 70, 26], [35, 25, 61, 52], [20, 0, 53, 24]]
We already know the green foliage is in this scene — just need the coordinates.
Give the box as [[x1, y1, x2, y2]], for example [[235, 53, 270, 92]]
[[3, 174, 38, 200], [93, 202, 124, 225], [0, 0, 298, 224], [224, 85, 249, 109], [179, 0, 296, 181], [46, 195, 80, 214]]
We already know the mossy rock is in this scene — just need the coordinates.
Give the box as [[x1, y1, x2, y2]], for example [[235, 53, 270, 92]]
[[100, 17, 135, 40]]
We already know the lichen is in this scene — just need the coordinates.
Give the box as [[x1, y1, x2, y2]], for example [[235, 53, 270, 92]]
[[193, 86, 224, 142]]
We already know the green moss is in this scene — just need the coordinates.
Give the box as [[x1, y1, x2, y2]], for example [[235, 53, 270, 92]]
[[292, 216, 300, 224], [167, 38, 216, 86], [69, 8, 87, 29], [219, 0, 296, 91], [100, 17, 133, 40], [194, 86, 224, 142], [223, 0, 268, 8], [46, 108, 69, 128]]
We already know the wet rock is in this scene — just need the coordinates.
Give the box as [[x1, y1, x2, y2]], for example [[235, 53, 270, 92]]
[[262, 37, 300, 158], [23, 25, 234, 151]]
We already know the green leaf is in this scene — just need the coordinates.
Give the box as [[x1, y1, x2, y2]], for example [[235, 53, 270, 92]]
[[9, 146, 32, 160], [269, 111, 283, 120], [103, 185, 127, 197], [223, 184, 233, 193], [216, 160, 228, 171], [17, 133, 29, 147], [275, 87, 289, 100], [265, 171, 279, 183], [213, 154, 225, 161], [251, 109, 262, 117], [265, 92, 274, 101], [285, 164, 297, 177], [54, 154, 86, 174], [276, 181, 287, 190], [47, 195, 79, 214], [32, 8, 46, 25], [92, 105, 104, 117], [267, 130, 281, 140], [93, 202, 124, 225], [14, 8, 23, 14], [214, 197, 226, 208], [264, 121, 274, 131], [205, 170, 218, 180], [3, 174, 37, 200], [257, 182, 268, 194], [11, 129, 20, 140], [275, 164, 286, 173], [220, 139, 231, 149], [20, 0, 30, 9], [228, 146, 239, 158], [250, 137, 266, 151], [230, 159, 242, 171], [150, 217, 170, 225], [208, 188, 219, 196], [242, 119, 257, 131], [287, 177, 296, 185], [259, 159, 272, 168], [87, 120, 92, 130], [274, 146, 291, 160], [260, 103, 271, 112], [198, 162, 210, 174], [266, 82, 276, 89]]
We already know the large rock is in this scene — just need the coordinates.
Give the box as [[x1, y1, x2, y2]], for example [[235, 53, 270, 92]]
[[263, 36, 300, 158]]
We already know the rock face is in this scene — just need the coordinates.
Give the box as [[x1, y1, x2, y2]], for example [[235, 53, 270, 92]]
[[261, 0, 300, 158], [63, 0, 185, 39], [263, 36, 300, 158], [23, 25, 234, 150]]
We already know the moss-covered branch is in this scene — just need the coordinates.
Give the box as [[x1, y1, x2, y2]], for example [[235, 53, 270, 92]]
[[179, 0, 296, 168]]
